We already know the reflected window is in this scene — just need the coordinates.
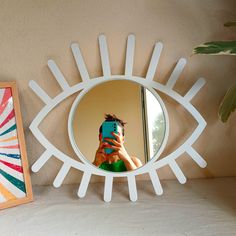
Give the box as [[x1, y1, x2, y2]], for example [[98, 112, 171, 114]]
[[141, 88, 165, 162]]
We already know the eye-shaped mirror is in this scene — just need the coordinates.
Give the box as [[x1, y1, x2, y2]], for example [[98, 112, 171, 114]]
[[29, 34, 207, 202], [72, 80, 166, 172]]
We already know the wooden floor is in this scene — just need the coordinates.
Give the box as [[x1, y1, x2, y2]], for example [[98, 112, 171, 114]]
[[1, 177, 236, 236]]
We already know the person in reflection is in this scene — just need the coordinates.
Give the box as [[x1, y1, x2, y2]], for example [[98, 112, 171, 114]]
[[93, 114, 143, 172]]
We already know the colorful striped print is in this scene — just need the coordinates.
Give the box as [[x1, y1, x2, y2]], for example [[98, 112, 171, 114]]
[[0, 88, 26, 202]]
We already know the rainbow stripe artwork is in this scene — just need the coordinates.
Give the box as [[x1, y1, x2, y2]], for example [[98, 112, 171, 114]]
[[0, 88, 26, 204]]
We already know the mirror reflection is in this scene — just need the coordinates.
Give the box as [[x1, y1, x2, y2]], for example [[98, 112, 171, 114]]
[[72, 80, 166, 172]]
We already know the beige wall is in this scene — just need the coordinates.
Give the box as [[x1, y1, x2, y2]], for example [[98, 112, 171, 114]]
[[73, 80, 145, 165], [0, 0, 235, 185]]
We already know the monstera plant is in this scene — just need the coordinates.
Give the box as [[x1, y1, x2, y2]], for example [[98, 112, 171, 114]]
[[193, 21, 236, 122]]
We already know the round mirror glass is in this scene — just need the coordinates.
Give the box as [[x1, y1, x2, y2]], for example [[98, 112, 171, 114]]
[[72, 80, 166, 172]]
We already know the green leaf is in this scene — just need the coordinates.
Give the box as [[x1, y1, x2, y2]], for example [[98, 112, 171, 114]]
[[193, 41, 236, 55], [218, 84, 236, 122], [224, 21, 236, 27]]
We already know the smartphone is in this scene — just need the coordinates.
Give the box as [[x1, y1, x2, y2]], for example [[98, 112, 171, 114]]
[[102, 121, 118, 154]]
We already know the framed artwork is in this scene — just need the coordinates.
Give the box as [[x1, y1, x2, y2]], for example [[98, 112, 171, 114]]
[[0, 82, 33, 210]]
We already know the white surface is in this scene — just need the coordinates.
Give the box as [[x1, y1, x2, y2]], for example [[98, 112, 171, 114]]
[[1, 178, 236, 236], [29, 34, 206, 202]]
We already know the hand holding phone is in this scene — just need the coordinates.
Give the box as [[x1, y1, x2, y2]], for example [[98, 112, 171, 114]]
[[102, 121, 118, 154]]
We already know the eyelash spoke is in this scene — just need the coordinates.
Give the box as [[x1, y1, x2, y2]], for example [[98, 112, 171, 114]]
[[98, 34, 111, 77], [127, 175, 138, 202], [104, 175, 113, 202], [168, 160, 187, 184], [71, 43, 90, 82], [166, 58, 186, 89], [184, 78, 206, 102], [53, 163, 71, 188], [47, 60, 70, 91], [29, 80, 52, 105], [125, 34, 135, 76], [149, 168, 163, 195], [186, 147, 207, 168], [146, 42, 163, 82], [31, 149, 52, 172], [77, 171, 92, 198]]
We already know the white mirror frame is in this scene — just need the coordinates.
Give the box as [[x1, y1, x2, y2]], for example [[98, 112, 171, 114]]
[[29, 34, 207, 202]]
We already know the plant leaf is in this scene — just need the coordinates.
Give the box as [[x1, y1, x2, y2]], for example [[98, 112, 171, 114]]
[[218, 84, 236, 122], [193, 41, 236, 55], [224, 21, 236, 27]]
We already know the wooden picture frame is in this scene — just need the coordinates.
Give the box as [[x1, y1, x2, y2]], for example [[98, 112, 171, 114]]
[[0, 81, 33, 210]]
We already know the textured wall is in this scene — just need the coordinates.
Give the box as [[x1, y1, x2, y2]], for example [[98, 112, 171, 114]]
[[0, 0, 235, 185]]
